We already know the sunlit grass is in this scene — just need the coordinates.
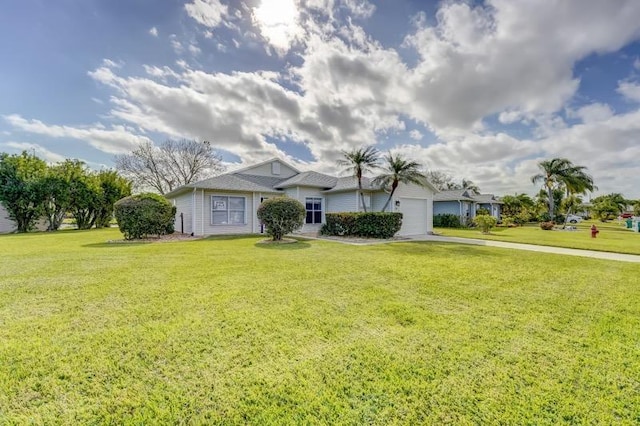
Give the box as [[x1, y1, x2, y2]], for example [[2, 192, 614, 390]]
[[436, 219, 640, 255], [1, 228, 639, 424]]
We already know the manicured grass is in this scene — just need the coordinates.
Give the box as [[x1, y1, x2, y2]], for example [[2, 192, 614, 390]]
[[436, 220, 640, 255], [1, 229, 640, 424]]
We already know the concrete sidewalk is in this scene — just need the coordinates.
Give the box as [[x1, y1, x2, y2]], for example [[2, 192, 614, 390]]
[[409, 234, 640, 263]]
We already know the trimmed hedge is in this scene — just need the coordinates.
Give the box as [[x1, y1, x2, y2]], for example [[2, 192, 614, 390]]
[[321, 212, 403, 239], [257, 197, 305, 241], [114, 193, 176, 240], [433, 214, 461, 228]]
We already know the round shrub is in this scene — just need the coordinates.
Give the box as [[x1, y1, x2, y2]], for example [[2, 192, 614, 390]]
[[473, 214, 497, 234], [257, 197, 305, 241], [539, 221, 555, 230], [114, 193, 176, 240]]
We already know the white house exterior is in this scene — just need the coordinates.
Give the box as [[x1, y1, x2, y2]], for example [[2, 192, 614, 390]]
[[164, 158, 436, 237]]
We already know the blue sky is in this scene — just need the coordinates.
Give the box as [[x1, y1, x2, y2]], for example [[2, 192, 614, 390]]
[[2, 0, 640, 198]]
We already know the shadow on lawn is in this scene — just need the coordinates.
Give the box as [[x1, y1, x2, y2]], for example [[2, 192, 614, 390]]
[[385, 241, 509, 258], [254, 240, 311, 250]]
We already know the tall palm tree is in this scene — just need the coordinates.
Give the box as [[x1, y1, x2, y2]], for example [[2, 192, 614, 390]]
[[337, 146, 379, 213], [373, 152, 427, 212], [461, 178, 480, 195], [531, 158, 594, 220]]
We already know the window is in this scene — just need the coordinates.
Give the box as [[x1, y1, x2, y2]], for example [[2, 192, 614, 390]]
[[212, 196, 245, 225], [305, 197, 322, 224]]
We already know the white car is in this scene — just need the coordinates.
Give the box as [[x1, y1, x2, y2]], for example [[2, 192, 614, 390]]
[[566, 214, 582, 223]]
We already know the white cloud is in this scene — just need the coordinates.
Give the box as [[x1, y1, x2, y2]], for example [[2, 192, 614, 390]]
[[188, 43, 202, 56], [634, 58, 640, 70], [342, 0, 376, 19], [617, 80, 640, 102], [149, 27, 158, 37], [184, 0, 229, 28], [409, 130, 423, 140], [252, 0, 303, 55], [3, 114, 151, 154], [566, 103, 614, 123], [1, 142, 67, 163]]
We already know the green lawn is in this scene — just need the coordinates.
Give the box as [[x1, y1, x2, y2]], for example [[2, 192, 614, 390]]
[[1, 229, 640, 424], [436, 220, 640, 255]]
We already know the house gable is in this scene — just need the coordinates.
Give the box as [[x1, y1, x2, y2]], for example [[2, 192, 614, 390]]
[[234, 158, 298, 179]]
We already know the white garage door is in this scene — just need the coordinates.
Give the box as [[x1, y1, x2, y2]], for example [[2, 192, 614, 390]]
[[398, 198, 427, 236]]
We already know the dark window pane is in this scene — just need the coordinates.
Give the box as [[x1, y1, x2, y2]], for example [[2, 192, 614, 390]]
[[306, 201, 313, 210], [314, 211, 322, 223], [306, 211, 313, 224]]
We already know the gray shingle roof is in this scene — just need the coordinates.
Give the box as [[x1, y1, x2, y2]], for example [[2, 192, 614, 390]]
[[434, 189, 475, 202], [473, 194, 503, 204], [274, 171, 338, 189], [323, 176, 381, 193], [179, 174, 284, 194]]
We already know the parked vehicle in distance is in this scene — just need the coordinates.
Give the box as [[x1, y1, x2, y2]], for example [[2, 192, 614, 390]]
[[621, 212, 633, 218], [566, 214, 583, 223]]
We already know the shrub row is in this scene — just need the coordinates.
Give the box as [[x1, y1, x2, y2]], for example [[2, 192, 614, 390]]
[[433, 213, 462, 228], [114, 193, 176, 240], [321, 212, 403, 239]]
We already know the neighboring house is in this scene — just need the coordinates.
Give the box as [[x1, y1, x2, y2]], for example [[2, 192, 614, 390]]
[[473, 194, 503, 219], [0, 202, 48, 234], [164, 158, 437, 237], [433, 189, 477, 225], [0, 203, 16, 234]]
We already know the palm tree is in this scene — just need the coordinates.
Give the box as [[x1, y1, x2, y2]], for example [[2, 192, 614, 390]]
[[337, 146, 379, 213], [373, 152, 427, 212], [531, 158, 594, 220], [461, 178, 480, 195]]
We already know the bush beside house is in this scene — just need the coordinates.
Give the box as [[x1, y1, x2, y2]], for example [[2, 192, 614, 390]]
[[321, 212, 402, 239], [114, 193, 176, 240], [257, 197, 305, 241]]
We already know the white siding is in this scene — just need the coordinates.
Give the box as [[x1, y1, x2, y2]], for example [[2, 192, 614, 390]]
[[197, 190, 255, 236], [372, 192, 389, 212], [395, 182, 432, 199], [171, 192, 193, 235], [0, 203, 16, 234], [238, 160, 297, 178], [326, 192, 357, 213]]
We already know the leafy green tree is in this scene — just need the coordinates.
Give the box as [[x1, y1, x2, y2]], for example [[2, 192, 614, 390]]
[[337, 146, 379, 213], [591, 193, 628, 221], [0, 152, 47, 232], [68, 166, 101, 230], [94, 170, 132, 228], [531, 158, 594, 220], [39, 159, 85, 231], [373, 153, 427, 212], [257, 197, 305, 241]]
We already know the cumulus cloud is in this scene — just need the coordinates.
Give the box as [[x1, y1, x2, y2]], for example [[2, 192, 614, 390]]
[[7, 0, 640, 197], [566, 103, 614, 123], [184, 0, 229, 28], [617, 80, 640, 102], [149, 27, 158, 37], [409, 130, 423, 141], [3, 114, 151, 154], [0, 142, 67, 163]]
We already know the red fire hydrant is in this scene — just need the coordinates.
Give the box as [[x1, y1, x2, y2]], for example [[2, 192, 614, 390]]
[[591, 224, 599, 238]]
